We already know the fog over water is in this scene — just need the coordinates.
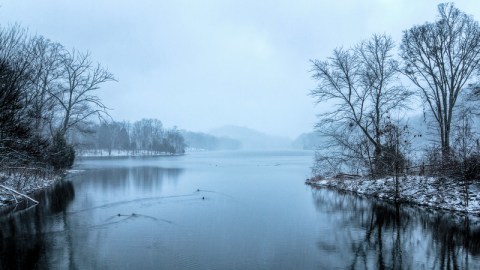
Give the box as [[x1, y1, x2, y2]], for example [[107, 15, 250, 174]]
[[0, 0, 479, 138]]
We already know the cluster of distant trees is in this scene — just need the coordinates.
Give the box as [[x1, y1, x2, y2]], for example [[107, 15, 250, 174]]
[[72, 119, 185, 155], [0, 24, 114, 172], [311, 3, 480, 192]]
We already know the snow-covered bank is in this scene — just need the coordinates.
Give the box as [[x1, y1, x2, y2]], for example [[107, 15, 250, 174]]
[[0, 171, 62, 208], [307, 176, 480, 215], [77, 149, 181, 158]]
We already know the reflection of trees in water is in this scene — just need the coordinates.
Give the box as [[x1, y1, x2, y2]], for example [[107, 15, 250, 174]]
[[311, 188, 480, 269], [0, 180, 75, 270], [349, 203, 410, 270], [74, 166, 183, 193], [35, 166, 184, 269], [425, 212, 480, 269]]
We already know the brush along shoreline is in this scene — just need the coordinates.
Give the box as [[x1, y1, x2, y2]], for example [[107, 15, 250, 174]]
[[0, 151, 184, 212], [306, 174, 480, 216], [0, 150, 184, 212], [0, 169, 83, 212]]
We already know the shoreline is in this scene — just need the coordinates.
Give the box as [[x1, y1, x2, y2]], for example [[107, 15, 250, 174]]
[[0, 169, 73, 214], [306, 175, 480, 216], [76, 149, 184, 159], [0, 150, 185, 214]]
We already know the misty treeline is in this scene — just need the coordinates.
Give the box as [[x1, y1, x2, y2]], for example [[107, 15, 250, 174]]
[[72, 119, 185, 155], [311, 3, 480, 185], [181, 131, 241, 151], [0, 24, 114, 174]]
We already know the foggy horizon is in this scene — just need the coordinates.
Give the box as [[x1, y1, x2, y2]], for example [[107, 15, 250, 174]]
[[1, 0, 479, 139]]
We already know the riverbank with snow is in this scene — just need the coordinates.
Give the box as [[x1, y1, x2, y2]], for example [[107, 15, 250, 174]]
[[76, 149, 183, 158], [0, 171, 63, 209], [306, 175, 480, 215]]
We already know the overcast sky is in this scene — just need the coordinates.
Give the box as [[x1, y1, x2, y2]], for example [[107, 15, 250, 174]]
[[1, 0, 479, 138]]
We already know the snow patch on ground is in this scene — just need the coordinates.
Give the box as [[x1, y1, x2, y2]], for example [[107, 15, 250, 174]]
[[65, 169, 84, 174], [307, 176, 480, 215], [0, 172, 61, 206], [77, 149, 177, 157]]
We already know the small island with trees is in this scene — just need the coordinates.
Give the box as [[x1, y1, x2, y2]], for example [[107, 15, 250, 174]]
[[307, 3, 480, 215]]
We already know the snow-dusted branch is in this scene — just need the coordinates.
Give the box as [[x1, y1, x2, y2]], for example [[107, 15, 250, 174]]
[[0, 184, 39, 204]]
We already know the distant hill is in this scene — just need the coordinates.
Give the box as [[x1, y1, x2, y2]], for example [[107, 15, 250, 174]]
[[405, 113, 478, 151], [291, 132, 324, 150], [290, 113, 479, 154], [297, 116, 434, 152], [181, 131, 242, 150], [210, 125, 292, 149]]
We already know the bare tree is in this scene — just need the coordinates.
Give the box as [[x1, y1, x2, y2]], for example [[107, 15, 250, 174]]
[[401, 3, 480, 158], [0, 25, 32, 118], [165, 127, 185, 154], [0, 23, 116, 175], [449, 101, 479, 207], [49, 49, 116, 138], [26, 36, 64, 133], [0, 26, 52, 169], [311, 34, 412, 176]]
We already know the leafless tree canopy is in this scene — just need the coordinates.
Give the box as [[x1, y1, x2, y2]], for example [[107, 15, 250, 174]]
[[51, 50, 116, 137], [401, 3, 480, 157], [311, 34, 412, 176], [0, 24, 115, 171]]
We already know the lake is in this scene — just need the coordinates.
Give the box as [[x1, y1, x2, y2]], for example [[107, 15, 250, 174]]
[[0, 150, 479, 269]]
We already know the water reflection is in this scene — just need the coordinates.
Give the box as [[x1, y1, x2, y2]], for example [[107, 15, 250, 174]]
[[312, 188, 480, 269], [0, 165, 183, 270], [2, 152, 479, 269], [0, 181, 75, 270], [75, 166, 183, 193]]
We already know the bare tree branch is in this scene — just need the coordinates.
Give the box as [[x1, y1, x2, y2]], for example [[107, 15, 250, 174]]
[[311, 34, 412, 176], [401, 3, 480, 157]]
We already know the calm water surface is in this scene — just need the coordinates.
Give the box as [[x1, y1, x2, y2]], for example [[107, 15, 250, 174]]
[[0, 150, 479, 269]]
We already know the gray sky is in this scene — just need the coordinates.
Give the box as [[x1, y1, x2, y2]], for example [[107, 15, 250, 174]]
[[1, 0, 479, 138]]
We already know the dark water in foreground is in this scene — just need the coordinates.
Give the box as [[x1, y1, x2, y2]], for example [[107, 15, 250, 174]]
[[0, 150, 479, 269]]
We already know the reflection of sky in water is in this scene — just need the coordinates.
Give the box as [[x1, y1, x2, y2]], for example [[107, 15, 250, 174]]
[[0, 151, 479, 270]]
